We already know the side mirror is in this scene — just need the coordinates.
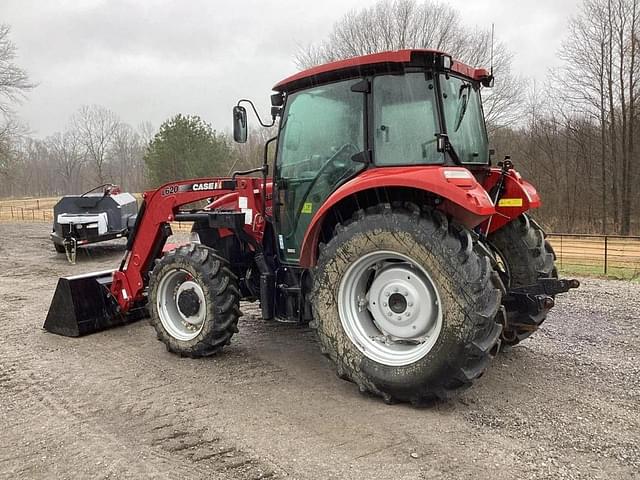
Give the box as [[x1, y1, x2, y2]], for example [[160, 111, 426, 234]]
[[233, 105, 247, 143]]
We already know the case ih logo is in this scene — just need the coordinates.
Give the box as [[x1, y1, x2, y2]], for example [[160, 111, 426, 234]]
[[191, 181, 224, 191], [162, 182, 226, 196]]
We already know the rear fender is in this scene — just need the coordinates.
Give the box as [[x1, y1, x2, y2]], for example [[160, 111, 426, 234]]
[[298, 166, 496, 268], [479, 168, 541, 234]]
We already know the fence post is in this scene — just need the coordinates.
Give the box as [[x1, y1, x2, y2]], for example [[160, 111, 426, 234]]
[[560, 235, 563, 270], [21, 207, 24, 220], [604, 235, 608, 275], [36, 199, 40, 210]]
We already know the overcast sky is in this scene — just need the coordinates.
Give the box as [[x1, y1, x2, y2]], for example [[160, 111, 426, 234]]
[[3, 0, 581, 138]]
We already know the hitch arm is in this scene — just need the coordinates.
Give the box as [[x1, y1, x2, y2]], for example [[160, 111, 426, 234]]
[[508, 278, 580, 297], [504, 278, 580, 318]]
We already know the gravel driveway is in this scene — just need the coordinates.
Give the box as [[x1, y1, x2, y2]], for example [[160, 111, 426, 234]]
[[0, 222, 638, 479]]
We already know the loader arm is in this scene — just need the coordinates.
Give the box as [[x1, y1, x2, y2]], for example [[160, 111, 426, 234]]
[[110, 177, 267, 313]]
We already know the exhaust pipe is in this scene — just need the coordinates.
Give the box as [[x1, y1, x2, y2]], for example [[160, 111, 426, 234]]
[[43, 270, 146, 337]]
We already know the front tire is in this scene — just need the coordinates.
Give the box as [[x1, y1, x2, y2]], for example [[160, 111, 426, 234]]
[[311, 205, 503, 404], [149, 244, 241, 357]]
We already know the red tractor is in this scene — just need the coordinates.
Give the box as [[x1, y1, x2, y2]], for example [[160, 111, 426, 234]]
[[45, 49, 578, 404]]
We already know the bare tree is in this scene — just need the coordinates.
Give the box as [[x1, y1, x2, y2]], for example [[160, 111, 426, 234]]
[[110, 122, 147, 191], [46, 130, 84, 193], [554, 0, 640, 234], [0, 24, 35, 114], [295, 0, 525, 131], [0, 24, 34, 196], [0, 116, 25, 184], [138, 121, 156, 149], [73, 105, 120, 185], [230, 126, 277, 174]]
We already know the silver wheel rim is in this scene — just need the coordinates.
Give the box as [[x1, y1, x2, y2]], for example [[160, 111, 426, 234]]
[[337, 250, 443, 367], [156, 268, 206, 341]]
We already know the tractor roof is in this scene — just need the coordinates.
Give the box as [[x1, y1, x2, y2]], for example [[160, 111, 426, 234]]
[[273, 49, 490, 93]]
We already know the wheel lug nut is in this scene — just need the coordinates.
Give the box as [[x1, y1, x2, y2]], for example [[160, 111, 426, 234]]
[[408, 302, 413, 307], [387, 312, 393, 317], [383, 302, 387, 307], [385, 292, 390, 297], [405, 312, 411, 317], [394, 288, 399, 293]]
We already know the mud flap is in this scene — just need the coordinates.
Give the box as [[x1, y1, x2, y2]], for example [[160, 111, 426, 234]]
[[43, 270, 146, 337]]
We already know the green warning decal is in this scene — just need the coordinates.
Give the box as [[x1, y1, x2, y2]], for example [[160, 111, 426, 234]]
[[301, 202, 313, 214]]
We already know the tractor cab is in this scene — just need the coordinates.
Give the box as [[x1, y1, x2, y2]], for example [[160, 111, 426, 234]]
[[235, 50, 493, 263]]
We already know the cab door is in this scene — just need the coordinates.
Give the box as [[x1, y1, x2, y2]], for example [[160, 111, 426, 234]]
[[274, 79, 366, 264]]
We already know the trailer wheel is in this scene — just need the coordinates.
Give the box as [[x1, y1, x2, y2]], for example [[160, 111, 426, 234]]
[[53, 243, 66, 254], [149, 243, 241, 357], [488, 214, 556, 346], [311, 205, 502, 404]]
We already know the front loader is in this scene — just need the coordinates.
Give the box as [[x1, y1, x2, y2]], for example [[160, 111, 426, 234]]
[[45, 49, 578, 404]]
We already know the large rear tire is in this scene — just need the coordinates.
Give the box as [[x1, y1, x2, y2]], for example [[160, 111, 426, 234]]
[[488, 214, 556, 346], [311, 204, 503, 404], [149, 244, 241, 357]]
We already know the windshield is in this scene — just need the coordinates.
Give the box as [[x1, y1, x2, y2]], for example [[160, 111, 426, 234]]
[[439, 74, 489, 164]]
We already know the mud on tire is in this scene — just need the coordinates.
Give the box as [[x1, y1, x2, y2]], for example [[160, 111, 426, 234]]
[[311, 204, 503, 404], [149, 243, 241, 357], [488, 214, 556, 346]]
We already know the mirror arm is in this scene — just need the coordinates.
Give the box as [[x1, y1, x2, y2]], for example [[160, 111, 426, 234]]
[[237, 99, 277, 128], [231, 166, 266, 181]]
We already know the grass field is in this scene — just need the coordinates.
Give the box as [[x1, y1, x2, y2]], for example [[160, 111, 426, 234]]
[[1, 196, 638, 280]]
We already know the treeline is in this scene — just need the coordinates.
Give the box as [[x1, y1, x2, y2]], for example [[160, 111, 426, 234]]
[[493, 0, 639, 235], [0, 105, 151, 197], [0, 105, 266, 198]]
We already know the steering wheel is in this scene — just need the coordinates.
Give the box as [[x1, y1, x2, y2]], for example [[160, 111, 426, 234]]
[[281, 142, 361, 242], [283, 143, 359, 186], [328, 143, 359, 169]]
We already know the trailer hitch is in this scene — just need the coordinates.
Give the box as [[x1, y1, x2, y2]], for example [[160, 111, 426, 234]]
[[63, 236, 77, 265], [503, 278, 580, 321]]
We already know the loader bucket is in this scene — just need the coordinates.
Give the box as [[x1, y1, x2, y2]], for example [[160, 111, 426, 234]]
[[44, 270, 144, 336]]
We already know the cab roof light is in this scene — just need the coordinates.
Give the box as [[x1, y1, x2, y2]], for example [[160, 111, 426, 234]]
[[441, 55, 452, 70]]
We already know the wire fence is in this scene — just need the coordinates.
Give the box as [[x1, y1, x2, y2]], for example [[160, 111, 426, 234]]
[[0, 204, 55, 222], [2, 201, 639, 278], [547, 233, 640, 279]]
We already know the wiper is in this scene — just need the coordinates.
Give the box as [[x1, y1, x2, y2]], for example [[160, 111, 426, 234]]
[[453, 83, 471, 132], [448, 141, 462, 164]]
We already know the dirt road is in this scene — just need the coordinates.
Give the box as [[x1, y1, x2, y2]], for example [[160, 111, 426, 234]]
[[0, 222, 638, 479]]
